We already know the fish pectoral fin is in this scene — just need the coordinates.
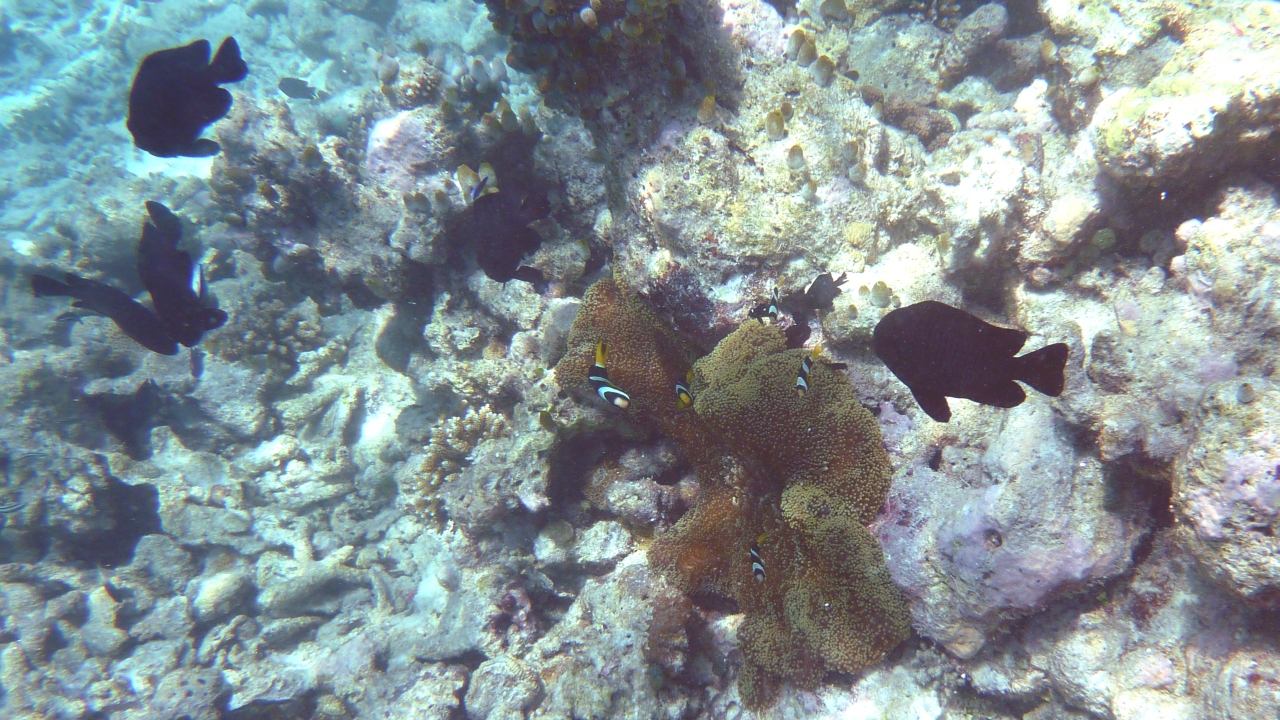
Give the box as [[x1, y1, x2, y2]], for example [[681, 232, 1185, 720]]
[[910, 388, 952, 423], [968, 380, 1027, 409], [196, 87, 234, 124], [69, 300, 101, 315], [188, 138, 222, 157], [513, 266, 546, 285]]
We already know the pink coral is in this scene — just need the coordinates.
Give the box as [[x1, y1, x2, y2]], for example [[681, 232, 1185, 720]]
[[1187, 451, 1280, 541]]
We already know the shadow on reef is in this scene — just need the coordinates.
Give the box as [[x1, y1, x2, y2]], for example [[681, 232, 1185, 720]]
[[442, 131, 556, 285], [62, 460, 161, 568], [554, 278, 908, 707]]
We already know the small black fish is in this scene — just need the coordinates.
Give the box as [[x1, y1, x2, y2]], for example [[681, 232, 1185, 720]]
[[32, 273, 178, 355], [277, 76, 317, 100], [127, 37, 248, 158], [137, 201, 227, 346], [805, 271, 846, 312], [471, 187, 552, 284], [873, 301, 1069, 422]]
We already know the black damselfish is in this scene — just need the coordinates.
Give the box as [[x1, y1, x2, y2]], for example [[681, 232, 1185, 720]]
[[873, 300, 1069, 422], [31, 202, 226, 355], [127, 37, 248, 158], [277, 77, 317, 100], [471, 187, 552, 284], [32, 274, 179, 355], [804, 271, 846, 312], [138, 201, 227, 347]]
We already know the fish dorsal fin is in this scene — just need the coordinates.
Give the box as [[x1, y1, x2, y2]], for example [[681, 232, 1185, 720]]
[[983, 322, 1028, 356], [193, 87, 234, 126], [168, 39, 213, 72]]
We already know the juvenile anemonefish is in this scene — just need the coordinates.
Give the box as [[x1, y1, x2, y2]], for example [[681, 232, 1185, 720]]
[[750, 533, 767, 582], [589, 342, 631, 409], [675, 369, 695, 410], [796, 344, 822, 398], [749, 289, 781, 323]]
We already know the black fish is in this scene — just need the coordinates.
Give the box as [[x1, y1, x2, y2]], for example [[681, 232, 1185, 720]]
[[127, 37, 248, 158], [137, 201, 227, 346], [277, 77, 316, 100], [761, 271, 845, 350], [472, 188, 552, 284], [873, 300, 1069, 422], [805, 271, 846, 312], [32, 273, 178, 355]]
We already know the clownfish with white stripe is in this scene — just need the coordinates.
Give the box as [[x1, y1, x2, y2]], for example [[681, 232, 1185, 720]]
[[589, 342, 631, 409], [796, 344, 822, 398], [675, 369, 695, 410], [750, 533, 767, 582], [749, 288, 780, 323]]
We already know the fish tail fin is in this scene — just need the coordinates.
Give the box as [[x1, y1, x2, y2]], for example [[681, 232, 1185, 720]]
[[31, 274, 73, 298], [209, 37, 249, 84], [1015, 342, 1069, 397]]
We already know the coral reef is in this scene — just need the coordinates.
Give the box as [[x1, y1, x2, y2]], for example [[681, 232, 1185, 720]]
[[938, 3, 1009, 85], [555, 278, 908, 706], [1089, 4, 1280, 187], [876, 397, 1150, 658], [1174, 377, 1280, 602]]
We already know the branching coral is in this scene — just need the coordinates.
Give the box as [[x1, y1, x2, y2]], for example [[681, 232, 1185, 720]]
[[554, 279, 908, 706], [405, 405, 510, 519]]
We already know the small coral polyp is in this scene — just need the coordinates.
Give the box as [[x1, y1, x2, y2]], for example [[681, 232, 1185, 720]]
[[555, 278, 909, 706]]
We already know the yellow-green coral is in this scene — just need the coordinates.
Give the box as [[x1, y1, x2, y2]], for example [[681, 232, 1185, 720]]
[[554, 279, 907, 707], [409, 404, 509, 519]]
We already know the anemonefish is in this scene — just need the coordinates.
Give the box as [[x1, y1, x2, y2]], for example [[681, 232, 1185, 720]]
[[749, 289, 780, 323], [589, 342, 631, 409], [796, 344, 822, 398], [675, 369, 695, 410], [750, 533, 767, 582]]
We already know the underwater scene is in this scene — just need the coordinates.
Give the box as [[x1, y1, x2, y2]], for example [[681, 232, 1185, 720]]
[[1, 0, 1279, 717]]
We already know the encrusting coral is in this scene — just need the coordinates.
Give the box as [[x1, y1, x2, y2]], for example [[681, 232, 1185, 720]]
[[554, 278, 908, 706]]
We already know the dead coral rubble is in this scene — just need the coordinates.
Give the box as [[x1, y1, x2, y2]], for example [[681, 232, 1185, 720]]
[[554, 278, 908, 707]]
